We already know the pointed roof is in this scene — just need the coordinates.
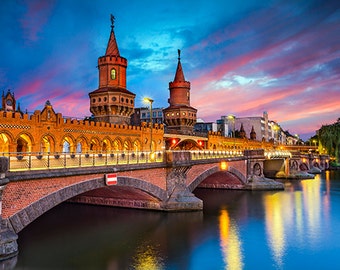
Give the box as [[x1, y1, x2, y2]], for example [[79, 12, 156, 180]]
[[105, 15, 120, 56], [174, 49, 185, 82]]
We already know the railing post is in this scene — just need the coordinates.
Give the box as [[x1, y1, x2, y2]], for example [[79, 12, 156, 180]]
[[0, 157, 18, 262]]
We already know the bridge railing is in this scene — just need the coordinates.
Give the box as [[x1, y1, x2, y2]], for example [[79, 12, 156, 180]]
[[264, 150, 292, 159], [190, 149, 244, 160], [1, 151, 165, 172]]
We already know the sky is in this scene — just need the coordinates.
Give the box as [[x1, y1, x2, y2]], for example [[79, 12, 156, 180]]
[[0, 0, 339, 140]]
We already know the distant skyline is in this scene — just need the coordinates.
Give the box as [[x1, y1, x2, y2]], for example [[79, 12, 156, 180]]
[[0, 0, 339, 140]]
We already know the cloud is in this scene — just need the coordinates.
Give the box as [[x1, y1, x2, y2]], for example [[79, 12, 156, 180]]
[[20, 0, 55, 43]]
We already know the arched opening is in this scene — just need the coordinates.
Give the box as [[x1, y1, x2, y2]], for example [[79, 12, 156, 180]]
[[62, 136, 75, 153], [76, 136, 89, 153], [17, 134, 32, 153], [40, 135, 55, 153], [123, 139, 131, 151], [166, 138, 202, 150], [110, 68, 116, 80], [89, 138, 101, 152], [253, 163, 262, 176], [0, 133, 10, 153], [133, 139, 141, 152], [102, 138, 112, 152], [113, 138, 122, 151]]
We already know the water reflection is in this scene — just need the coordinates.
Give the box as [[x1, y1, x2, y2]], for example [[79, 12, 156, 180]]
[[132, 242, 164, 270], [219, 208, 243, 270], [263, 193, 286, 267], [263, 175, 328, 268]]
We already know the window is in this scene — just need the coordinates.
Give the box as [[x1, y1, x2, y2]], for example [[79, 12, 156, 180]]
[[111, 68, 116, 80]]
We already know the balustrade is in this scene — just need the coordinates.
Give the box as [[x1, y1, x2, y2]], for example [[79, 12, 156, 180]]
[[1, 151, 164, 172]]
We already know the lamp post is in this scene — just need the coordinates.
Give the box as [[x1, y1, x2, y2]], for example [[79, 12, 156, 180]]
[[144, 97, 154, 153]]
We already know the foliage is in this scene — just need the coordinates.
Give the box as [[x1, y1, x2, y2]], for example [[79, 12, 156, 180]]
[[318, 118, 340, 163]]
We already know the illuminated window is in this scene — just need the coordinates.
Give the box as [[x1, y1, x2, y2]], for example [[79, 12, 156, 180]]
[[111, 68, 116, 80]]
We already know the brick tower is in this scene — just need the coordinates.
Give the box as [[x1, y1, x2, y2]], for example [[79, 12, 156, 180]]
[[163, 50, 197, 135], [89, 15, 135, 125]]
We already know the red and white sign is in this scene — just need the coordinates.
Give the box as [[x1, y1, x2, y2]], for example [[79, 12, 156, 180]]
[[105, 173, 117, 185]]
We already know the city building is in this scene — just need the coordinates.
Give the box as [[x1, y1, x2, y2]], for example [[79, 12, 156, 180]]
[[216, 112, 288, 144], [131, 107, 164, 126]]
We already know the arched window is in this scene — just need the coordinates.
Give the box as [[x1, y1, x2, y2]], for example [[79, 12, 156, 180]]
[[111, 68, 116, 80]]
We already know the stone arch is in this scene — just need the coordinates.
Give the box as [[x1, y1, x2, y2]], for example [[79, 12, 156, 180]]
[[89, 136, 101, 152], [132, 139, 141, 152], [290, 160, 299, 171], [180, 139, 202, 150], [6, 176, 167, 233], [253, 163, 262, 176], [188, 165, 246, 192], [15, 132, 34, 153], [123, 139, 132, 151], [40, 133, 56, 153], [0, 131, 14, 153], [299, 162, 309, 171], [112, 137, 123, 151], [313, 161, 320, 168], [117, 176, 167, 201], [7, 177, 106, 233], [61, 134, 76, 153], [102, 136, 112, 152], [76, 135, 89, 153]]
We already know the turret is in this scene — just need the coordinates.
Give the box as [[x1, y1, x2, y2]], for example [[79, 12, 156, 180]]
[[89, 15, 135, 125], [163, 50, 197, 135]]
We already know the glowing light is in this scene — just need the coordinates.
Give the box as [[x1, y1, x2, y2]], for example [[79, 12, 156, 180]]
[[220, 161, 228, 170]]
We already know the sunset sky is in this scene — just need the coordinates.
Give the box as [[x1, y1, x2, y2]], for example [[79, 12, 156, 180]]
[[0, 0, 339, 140]]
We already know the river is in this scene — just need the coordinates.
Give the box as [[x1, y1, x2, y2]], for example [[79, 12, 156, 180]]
[[12, 170, 340, 269]]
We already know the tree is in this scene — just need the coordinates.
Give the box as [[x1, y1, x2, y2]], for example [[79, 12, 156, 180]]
[[318, 119, 340, 163]]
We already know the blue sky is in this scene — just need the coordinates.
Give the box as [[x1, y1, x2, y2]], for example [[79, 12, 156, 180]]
[[0, 0, 339, 140]]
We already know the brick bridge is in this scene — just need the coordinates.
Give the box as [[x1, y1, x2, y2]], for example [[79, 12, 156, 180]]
[[0, 149, 329, 260]]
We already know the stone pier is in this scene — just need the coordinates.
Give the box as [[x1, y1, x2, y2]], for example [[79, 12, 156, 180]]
[[0, 157, 18, 261]]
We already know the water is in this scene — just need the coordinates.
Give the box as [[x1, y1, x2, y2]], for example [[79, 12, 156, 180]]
[[13, 171, 340, 269]]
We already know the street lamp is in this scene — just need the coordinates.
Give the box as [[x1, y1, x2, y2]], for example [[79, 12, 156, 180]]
[[143, 97, 154, 153]]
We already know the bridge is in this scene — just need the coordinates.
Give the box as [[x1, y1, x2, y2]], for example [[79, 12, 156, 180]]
[[0, 149, 329, 260]]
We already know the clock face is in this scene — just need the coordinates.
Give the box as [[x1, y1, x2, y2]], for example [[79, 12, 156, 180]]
[[6, 99, 12, 106]]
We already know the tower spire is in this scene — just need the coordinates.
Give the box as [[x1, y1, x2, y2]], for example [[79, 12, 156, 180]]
[[174, 49, 185, 82], [105, 14, 120, 56]]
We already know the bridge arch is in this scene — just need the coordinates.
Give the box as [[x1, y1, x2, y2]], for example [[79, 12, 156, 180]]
[[116, 176, 168, 201], [6, 177, 106, 233], [188, 165, 246, 192], [5, 175, 168, 233]]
